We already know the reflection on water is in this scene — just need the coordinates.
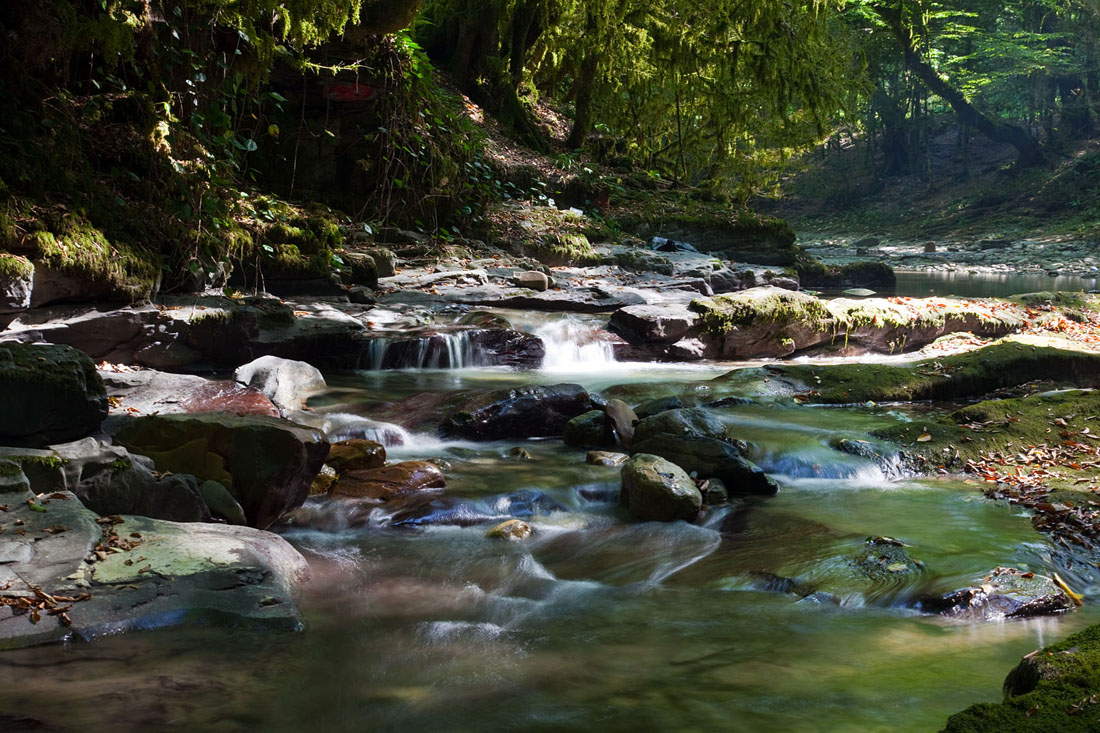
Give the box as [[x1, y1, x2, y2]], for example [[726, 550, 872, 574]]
[[893, 269, 1099, 298], [2, 356, 1097, 732]]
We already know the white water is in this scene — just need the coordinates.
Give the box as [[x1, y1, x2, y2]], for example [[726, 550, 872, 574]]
[[361, 331, 480, 370], [533, 316, 617, 372]]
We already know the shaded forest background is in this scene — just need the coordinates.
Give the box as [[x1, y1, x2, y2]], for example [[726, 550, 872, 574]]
[[1, 0, 1098, 301]]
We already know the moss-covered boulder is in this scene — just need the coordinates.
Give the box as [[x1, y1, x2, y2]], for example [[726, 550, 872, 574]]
[[112, 413, 329, 529], [944, 622, 1100, 731], [0, 343, 107, 448], [691, 287, 837, 359], [620, 453, 702, 522], [772, 342, 1100, 404]]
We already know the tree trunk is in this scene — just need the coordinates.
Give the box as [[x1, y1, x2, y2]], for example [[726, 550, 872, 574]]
[[874, 3, 1045, 166], [566, 8, 600, 150]]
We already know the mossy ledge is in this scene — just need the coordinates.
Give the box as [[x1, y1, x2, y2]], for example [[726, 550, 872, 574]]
[[775, 342, 1100, 404], [944, 623, 1100, 731]]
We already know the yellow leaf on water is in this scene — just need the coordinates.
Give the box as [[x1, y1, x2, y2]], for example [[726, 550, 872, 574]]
[[917, 433, 932, 442]]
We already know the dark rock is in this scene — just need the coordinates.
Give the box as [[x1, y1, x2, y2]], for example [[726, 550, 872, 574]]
[[634, 396, 685, 418], [0, 343, 107, 448], [850, 536, 924, 580], [442, 383, 592, 441], [633, 408, 729, 444], [563, 410, 617, 449], [619, 453, 702, 522], [649, 237, 699, 253], [463, 286, 646, 313], [362, 328, 545, 369], [609, 304, 698, 345], [330, 460, 446, 500], [199, 479, 248, 525], [326, 439, 387, 473], [112, 413, 329, 529], [631, 434, 779, 496], [918, 567, 1073, 620], [700, 477, 728, 505]]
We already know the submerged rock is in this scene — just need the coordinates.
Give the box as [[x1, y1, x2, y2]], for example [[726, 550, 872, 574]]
[[112, 413, 329, 529], [919, 567, 1074, 621], [486, 519, 533, 540], [850, 536, 924, 580], [329, 460, 446, 501], [620, 453, 702, 522], [586, 450, 629, 466], [0, 343, 107, 448]]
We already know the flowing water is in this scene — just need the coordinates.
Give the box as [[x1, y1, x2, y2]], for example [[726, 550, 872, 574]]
[[4, 312, 1099, 732]]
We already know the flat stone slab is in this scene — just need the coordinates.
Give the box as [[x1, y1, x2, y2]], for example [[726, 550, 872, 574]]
[[0, 490, 308, 649]]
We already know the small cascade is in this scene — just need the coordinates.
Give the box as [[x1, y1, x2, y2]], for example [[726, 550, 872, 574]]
[[534, 316, 617, 371], [360, 331, 480, 370]]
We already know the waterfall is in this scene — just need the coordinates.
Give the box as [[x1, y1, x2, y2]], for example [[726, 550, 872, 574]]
[[533, 316, 617, 371], [360, 331, 479, 370]]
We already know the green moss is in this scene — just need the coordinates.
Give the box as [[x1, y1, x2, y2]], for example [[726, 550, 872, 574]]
[[13, 455, 67, 471], [32, 213, 158, 301], [691, 289, 833, 337], [109, 459, 133, 473], [777, 342, 1100, 404], [0, 254, 33, 279], [945, 623, 1100, 731], [874, 389, 1100, 482], [0, 461, 23, 479]]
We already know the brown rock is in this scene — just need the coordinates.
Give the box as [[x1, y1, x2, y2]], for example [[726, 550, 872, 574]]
[[330, 460, 446, 500], [514, 270, 549, 292], [326, 440, 387, 473]]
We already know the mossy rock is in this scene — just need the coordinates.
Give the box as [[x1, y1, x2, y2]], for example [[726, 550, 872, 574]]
[[796, 259, 896, 289], [0, 343, 107, 447], [945, 623, 1100, 731], [776, 342, 1100, 404], [690, 287, 836, 359]]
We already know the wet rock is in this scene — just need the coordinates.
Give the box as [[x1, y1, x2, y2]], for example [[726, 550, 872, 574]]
[[101, 369, 279, 417], [843, 288, 876, 297], [460, 285, 647, 313], [309, 464, 337, 495], [633, 408, 730, 444], [0, 254, 33, 323], [603, 399, 638, 448], [506, 446, 533, 461], [112, 413, 329, 529], [329, 460, 446, 500], [0, 343, 107, 448], [850, 536, 924, 580], [620, 453, 702, 522], [634, 396, 685, 418], [486, 519, 533, 540], [234, 356, 326, 413], [363, 328, 545, 370], [442, 383, 592, 441], [918, 567, 1074, 620], [586, 451, 629, 466], [0, 493, 309, 649], [609, 304, 698, 345], [631, 434, 779, 496], [326, 439, 387, 473], [700, 477, 728, 505], [565, 411, 615, 448], [514, 271, 549, 291]]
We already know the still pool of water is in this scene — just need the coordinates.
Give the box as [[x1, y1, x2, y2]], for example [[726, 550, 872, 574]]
[[2, 364, 1097, 732], [893, 269, 1100, 298]]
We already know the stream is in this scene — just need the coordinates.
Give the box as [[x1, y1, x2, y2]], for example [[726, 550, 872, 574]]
[[3, 306, 1099, 732]]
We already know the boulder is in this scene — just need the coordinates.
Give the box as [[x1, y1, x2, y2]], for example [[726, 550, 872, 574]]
[[101, 369, 279, 417], [631, 434, 779, 496], [604, 399, 638, 448], [0, 254, 33, 323], [0, 492, 309, 649], [609, 304, 698, 345], [330, 460, 446, 500], [586, 451, 629, 466], [368, 247, 397, 278], [326, 439, 387, 473], [0, 343, 107, 448], [514, 271, 549, 291], [0, 460, 30, 495], [632, 408, 730, 445], [690, 287, 836, 359], [620, 453, 702, 522], [234, 355, 326, 413], [563, 410, 617, 449], [918, 566, 1074, 620], [442, 383, 592, 440], [112, 413, 329, 529]]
